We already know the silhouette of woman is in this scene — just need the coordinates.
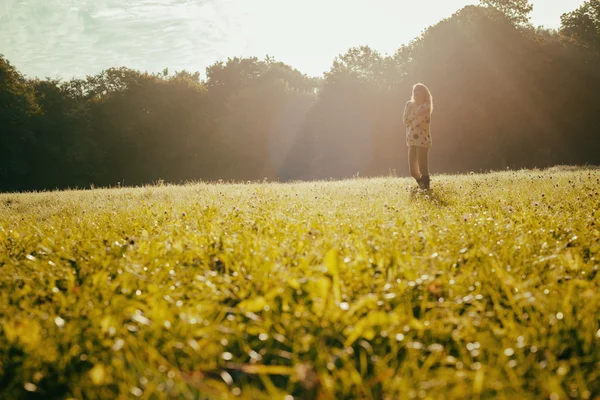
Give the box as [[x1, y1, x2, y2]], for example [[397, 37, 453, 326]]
[[403, 83, 433, 190]]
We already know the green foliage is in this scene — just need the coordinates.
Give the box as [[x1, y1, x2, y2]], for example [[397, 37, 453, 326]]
[[0, 169, 599, 398], [28, 78, 100, 188], [87, 68, 212, 184], [479, 0, 534, 25], [0, 56, 38, 182], [560, 0, 600, 52], [206, 57, 318, 181]]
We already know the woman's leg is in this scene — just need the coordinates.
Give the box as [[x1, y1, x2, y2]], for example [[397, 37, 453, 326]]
[[408, 146, 421, 183], [417, 147, 430, 189]]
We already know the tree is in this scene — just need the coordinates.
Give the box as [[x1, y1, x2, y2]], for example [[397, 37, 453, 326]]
[[0, 56, 38, 190], [29, 78, 99, 189], [479, 0, 533, 25], [560, 0, 600, 52], [206, 57, 317, 180], [87, 68, 211, 185], [287, 46, 404, 180]]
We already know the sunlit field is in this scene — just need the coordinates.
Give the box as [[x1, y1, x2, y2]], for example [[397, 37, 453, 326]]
[[1, 167, 599, 399]]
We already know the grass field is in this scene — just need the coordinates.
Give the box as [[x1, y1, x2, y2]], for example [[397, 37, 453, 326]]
[[1, 167, 599, 399]]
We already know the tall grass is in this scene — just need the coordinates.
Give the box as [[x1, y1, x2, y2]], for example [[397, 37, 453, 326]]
[[1, 168, 599, 399]]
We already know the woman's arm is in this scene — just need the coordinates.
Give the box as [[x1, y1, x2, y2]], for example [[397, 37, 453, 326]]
[[403, 101, 412, 126]]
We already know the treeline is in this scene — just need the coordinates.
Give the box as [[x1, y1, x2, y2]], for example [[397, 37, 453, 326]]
[[1, 1, 600, 191]]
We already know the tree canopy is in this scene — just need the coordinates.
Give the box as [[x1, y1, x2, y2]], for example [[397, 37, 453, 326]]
[[479, 0, 533, 25], [560, 0, 600, 52]]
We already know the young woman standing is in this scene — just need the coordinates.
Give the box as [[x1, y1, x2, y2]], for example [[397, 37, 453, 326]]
[[403, 83, 434, 190]]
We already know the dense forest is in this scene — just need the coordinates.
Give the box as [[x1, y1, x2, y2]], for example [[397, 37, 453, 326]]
[[1, 0, 600, 191]]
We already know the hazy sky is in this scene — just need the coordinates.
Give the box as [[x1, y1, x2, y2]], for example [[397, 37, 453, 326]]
[[0, 0, 586, 79]]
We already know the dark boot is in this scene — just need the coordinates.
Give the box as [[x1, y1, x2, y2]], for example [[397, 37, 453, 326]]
[[420, 175, 430, 190]]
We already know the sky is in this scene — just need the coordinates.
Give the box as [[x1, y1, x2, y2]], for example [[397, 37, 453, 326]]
[[0, 0, 587, 79]]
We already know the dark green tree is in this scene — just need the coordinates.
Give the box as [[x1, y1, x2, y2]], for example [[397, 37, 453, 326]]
[[0, 56, 38, 190], [560, 0, 600, 52], [86, 68, 211, 185], [28, 78, 100, 189]]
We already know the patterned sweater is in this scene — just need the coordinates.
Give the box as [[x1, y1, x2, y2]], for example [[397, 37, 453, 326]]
[[403, 101, 432, 148]]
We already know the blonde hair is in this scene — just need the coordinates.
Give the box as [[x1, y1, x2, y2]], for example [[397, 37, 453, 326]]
[[411, 83, 434, 112]]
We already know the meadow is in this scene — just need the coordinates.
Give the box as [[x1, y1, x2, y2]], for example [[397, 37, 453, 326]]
[[0, 167, 599, 399]]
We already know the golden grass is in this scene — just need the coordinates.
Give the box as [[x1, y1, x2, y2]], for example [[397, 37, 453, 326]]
[[1, 167, 599, 399]]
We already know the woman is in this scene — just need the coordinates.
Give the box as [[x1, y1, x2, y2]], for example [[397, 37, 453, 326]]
[[403, 83, 433, 190]]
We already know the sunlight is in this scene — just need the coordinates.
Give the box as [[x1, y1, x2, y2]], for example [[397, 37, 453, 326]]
[[1, 0, 599, 395], [241, 0, 479, 75], [0, 0, 588, 79]]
